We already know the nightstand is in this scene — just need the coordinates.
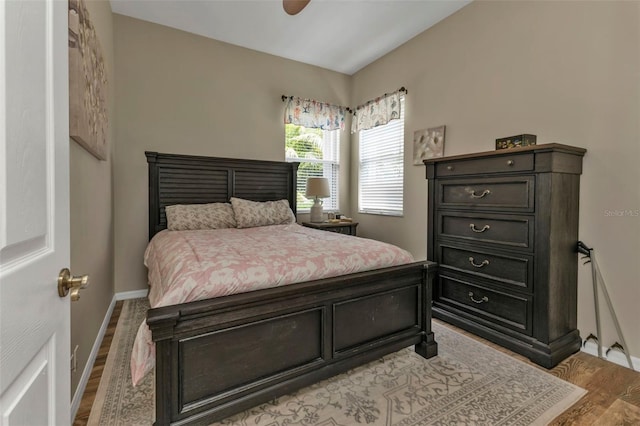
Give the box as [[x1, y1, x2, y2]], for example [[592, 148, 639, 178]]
[[302, 221, 358, 236]]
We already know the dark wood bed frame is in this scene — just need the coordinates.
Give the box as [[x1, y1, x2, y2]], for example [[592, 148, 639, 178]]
[[145, 151, 438, 425]]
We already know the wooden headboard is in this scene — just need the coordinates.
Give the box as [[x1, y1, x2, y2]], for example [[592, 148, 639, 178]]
[[146, 152, 299, 240]]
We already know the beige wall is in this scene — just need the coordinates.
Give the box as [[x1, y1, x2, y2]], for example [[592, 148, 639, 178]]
[[70, 0, 115, 397], [351, 1, 640, 358], [113, 15, 352, 294]]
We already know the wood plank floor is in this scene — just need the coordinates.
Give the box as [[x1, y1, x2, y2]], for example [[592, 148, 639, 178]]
[[74, 304, 640, 425], [73, 300, 122, 426]]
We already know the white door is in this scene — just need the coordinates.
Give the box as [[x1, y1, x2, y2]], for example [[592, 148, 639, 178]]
[[0, 0, 72, 424]]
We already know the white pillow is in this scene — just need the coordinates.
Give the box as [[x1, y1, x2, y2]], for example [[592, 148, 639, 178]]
[[230, 197, 296, 228], [165, 202, 236, 230]]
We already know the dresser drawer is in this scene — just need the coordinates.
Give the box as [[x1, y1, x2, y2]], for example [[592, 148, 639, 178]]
[[437, 211, 534, 251], [437, 176, 534, 211], [438, 244, 533, 290], [435, 153, 533, 177], [436, 274, 532, 335]]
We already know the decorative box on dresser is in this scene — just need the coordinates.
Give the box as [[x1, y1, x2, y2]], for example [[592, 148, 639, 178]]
[[424, 143, 586, 368]]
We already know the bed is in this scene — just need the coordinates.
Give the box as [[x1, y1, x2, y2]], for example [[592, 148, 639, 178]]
[[143, 151, 438, 425]]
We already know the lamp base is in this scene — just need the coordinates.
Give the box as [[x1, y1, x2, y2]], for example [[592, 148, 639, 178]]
[[310, 204, 323, 223]]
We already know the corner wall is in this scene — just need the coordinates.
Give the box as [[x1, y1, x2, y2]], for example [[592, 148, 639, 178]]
[[70, 0, 115, 397], [351, 1, 640, 358], [113, 15, 351, 294]]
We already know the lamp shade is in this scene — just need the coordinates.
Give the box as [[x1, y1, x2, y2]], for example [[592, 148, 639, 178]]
[[306, 177, 330, 198]]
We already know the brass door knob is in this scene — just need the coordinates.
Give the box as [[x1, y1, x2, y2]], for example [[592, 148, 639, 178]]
[[58, 268, 89, 301]]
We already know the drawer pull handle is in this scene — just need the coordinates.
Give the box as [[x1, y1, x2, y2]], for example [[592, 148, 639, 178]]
[[469, 189, 491, 199], [469, 257, 490, 268], [447, 165, 454, 171], [469, 292, 489, 304], [507, 159, 515, 166], [469, 223, 490, 233]]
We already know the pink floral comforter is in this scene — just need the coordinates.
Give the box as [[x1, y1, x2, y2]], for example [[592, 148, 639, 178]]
[[131, 223, 414, 385]]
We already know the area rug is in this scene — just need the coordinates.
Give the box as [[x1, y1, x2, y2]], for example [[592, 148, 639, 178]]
[[88, 298, 586, 425]]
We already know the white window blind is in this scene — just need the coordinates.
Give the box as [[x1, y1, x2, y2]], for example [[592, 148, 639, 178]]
[[358, 96, 405, 216], [285, 124, 339, 212]]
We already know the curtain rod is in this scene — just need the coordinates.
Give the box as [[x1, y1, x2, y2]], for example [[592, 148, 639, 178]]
[[354, 86, 407, 112], [281, 95, 353, 113]]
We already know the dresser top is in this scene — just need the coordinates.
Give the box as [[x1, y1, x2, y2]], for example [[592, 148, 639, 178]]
[[423, 143, 586, 165]]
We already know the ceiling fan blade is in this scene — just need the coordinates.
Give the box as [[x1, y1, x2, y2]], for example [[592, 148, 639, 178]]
[[283, 0, 311, 15]]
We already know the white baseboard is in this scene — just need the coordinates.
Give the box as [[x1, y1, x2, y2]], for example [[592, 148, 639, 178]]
[[581, 340, 640, 371], [70, 289, 148, 419], [115, 289, 148, 300], [71, 295, 117, 420]]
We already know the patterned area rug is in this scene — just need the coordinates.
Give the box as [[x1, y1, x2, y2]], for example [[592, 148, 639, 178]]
[[88, 298, 586, 425]]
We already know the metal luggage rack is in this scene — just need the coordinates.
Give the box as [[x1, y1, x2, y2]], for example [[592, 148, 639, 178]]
[[578, 241, 635, 370]]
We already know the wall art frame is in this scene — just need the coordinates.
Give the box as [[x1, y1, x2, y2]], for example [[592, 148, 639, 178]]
[[413, 125, 446, 165], [68, 0, 108, 160]]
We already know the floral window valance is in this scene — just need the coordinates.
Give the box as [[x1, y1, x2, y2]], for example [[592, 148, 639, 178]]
[[284, 96, 347, 131], [351, 88, 406, 133]]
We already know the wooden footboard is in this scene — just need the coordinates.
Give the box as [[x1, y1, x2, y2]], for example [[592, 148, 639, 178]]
[[147, 261, 438, 425]]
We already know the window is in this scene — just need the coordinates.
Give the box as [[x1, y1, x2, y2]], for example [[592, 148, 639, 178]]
[[358, 96, 405, 216], [285, 124, 339, 212]]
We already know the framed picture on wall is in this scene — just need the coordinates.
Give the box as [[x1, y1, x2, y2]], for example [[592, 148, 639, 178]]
[[69, 0, 109, 160], [413, 125, 446, 165]]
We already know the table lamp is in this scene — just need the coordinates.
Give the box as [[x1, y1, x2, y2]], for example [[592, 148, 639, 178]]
[[306, 177, 330, 223]]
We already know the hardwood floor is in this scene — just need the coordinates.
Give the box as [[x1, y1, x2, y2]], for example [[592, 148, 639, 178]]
[[73, 304, 640, 425], [73, 301, 123, 426]]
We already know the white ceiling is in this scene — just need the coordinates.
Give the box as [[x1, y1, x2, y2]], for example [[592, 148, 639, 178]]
[[110, 0, 471, 75]]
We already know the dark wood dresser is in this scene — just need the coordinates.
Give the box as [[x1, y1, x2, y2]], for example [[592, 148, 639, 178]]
[[425, 143, 586, 368]]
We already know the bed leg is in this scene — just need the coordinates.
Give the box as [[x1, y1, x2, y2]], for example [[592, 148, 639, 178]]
[[416, 261, 438, 359], [154, 338, 173, 425], [415, 332, 438, 359]]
